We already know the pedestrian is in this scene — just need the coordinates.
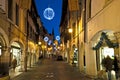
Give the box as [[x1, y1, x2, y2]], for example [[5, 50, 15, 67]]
[[113, 55, 119, 80], [102, 55, 113, 80], [12, 57, 17, 72]]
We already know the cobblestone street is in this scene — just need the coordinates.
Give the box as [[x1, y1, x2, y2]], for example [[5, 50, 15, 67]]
[[11, 59, 93, 80]]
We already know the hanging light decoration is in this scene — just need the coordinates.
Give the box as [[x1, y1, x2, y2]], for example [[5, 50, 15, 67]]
[[93, 32, 118, 50], [43, 7, 55, 20], [35, 0, 63, 43]]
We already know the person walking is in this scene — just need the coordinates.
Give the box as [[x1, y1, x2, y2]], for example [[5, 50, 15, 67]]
[[12, 57, 17, 72], [102, 55, 113, 80], [113, 55, 119, 80]]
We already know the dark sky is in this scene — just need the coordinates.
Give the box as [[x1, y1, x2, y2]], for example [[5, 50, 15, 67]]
[[34, 0, 63, 43]]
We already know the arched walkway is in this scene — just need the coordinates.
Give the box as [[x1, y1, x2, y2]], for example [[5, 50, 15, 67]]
[[91, 30, 119, 79], [0, 28, 9, 78]]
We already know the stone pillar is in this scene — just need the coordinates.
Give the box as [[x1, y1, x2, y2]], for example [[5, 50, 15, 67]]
[[66, 40, 70, 63], [24, 51, 27, 72], [78, 42, 85, 72], [20, 50, 27, 72], [85, 42, 97, 76], [19, 50, 24, 72]]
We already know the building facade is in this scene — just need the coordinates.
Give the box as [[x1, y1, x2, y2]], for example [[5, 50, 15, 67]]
[[81, 0, 120, 76], [64, 0, 120, 77], [0, 0, 42, 79], [86, 0, 120, 75]]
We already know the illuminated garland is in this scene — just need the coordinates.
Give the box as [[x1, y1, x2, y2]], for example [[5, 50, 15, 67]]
[[35, 0, 62, 43], [93, 32, 118, 50]]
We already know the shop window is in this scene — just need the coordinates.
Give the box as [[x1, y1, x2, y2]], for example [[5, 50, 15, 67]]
[[11, 46, 21, 66], [102, 47, 114, 59]]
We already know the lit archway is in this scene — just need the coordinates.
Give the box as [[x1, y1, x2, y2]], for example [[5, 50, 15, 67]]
[[10, 41, 23, 71], [91, 30, 119, 71]]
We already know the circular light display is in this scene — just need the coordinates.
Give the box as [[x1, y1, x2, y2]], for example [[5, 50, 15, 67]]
[[44, 36, 49, 42], [56, 36, 60, 41], [43, 7, 55, 20]]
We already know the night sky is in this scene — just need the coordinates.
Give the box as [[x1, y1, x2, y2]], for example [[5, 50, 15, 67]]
[[34, 0, 63, 43]]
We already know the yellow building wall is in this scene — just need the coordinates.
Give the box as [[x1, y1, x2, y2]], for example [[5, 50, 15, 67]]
[[88, 0, 120, 42], [86, 0, 120, 76]]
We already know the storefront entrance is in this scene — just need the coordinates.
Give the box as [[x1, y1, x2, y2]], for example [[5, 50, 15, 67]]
[[92, 31, 119, 79], [73, 47, 78, 67], [10, 42, 22, 72], [100, 47, 114, 70]]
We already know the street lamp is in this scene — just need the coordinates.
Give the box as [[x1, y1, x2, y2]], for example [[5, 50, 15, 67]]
[[68, 28, 73, 33], [38, 41, 42, 45]]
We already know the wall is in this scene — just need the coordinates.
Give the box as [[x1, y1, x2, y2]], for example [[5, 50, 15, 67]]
[[86, 0, 120, 76]]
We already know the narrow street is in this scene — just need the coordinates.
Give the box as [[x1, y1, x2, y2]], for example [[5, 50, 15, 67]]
[[11, 59, 93, 80]]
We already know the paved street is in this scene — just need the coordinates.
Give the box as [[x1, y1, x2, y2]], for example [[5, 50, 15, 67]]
[[11, 59, 93, 80]]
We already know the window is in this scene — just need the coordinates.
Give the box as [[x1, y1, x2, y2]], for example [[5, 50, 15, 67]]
[[86, 0, 91, 19], [8, 0, 13, 20], [16, 4, 19, 26], [27, 21, 29, 36], [88, 0, 91, 19]]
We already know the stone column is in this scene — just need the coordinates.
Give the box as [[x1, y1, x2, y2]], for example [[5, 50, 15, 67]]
[[85, 42, 97, 76], [78, 42, 85, 72]]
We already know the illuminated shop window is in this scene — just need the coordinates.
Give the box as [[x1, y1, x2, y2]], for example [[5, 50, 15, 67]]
[[102, 47, 114, 58]]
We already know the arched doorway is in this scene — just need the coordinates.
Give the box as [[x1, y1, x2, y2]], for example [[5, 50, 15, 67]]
[[27, 41, 37, 68], [0, 34, 9, 78], [10, 41, 23, 72], [92, 30, 119, 71]]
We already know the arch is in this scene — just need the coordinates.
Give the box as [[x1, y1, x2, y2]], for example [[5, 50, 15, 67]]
[[10, 38, 25, 51], [90, 29, 119, 71], [0, 27, 9, 76], [9, 38, 25, 72], [90, 30, 118, 49], [0, 27, 9, 47]]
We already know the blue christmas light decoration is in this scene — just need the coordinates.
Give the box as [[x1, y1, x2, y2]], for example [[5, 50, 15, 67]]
[[44, 36, 49, 42], [35, 0, 62, 42], [43, 7, 55, 20]]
